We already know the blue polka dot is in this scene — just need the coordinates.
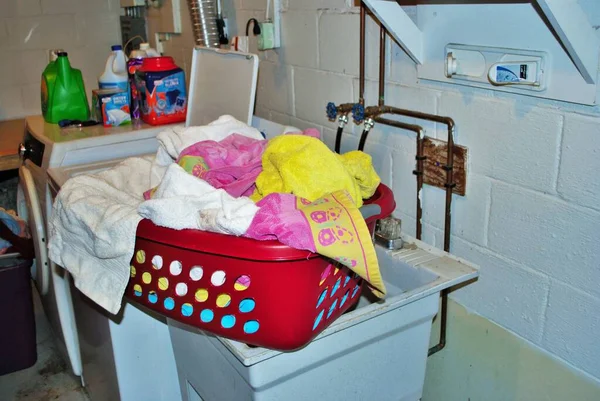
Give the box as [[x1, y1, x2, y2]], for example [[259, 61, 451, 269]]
[[221, 315, 236, 329], [313, 310, 324, 331], [164, 297, 175, 311], [316, 289, 327, 308], [327, 299, 338, 319], [243, 320, 260, 334], [340, 291, 349, 308], [344, 275, 351, 287], [182, 303, 193, 317], [352, 285, 360, 298], [239, 299, 255, 313], [200, 309, 214, 323], [331, 278, 341, 297], [148, 291, 158, 304], [134, 290, 142, 297]]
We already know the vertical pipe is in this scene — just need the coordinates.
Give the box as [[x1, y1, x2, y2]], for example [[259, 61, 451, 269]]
[[378, 25, 386, 107], [444, 123, 455, 252], [416, 130, 424, 240], [359, 2, 366, 105]]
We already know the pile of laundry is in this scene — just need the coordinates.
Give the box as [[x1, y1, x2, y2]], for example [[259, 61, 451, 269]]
[[48, 116, 384, 314]]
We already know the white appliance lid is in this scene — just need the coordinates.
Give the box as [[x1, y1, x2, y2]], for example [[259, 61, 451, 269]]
[[185, 47, 259, 127], [47, 157, 134, 188]]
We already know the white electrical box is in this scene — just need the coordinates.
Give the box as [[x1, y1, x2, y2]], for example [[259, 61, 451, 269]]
[[444, 44, 547, 92]]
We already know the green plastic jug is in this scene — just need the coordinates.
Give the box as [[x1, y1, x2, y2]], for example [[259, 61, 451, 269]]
[[41, 52, 90, 123]]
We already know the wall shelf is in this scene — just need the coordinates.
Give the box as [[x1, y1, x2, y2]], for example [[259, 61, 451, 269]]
[[362, 0, 600, 104]]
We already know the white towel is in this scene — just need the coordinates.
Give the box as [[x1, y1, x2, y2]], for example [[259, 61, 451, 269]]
[[48, 157, 150, 314], [151, 115, 264, 187], [48, 116, 263, 314], [138, 163, 258, 235]]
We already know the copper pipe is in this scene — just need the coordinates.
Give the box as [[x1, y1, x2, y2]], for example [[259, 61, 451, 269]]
[[378, 25, 386, 107], [336, 103, 355, 114], [356, 6, 456, 357], [373, 108, 454, 359], [365, 105, 455, 252], [359, 3, 366, 105], [373, 116, 425, 240], [428, 288, 448, 356]]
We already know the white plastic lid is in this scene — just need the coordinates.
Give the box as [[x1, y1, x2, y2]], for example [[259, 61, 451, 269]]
[[186, 48, 259, 127], [139, 43, 150, 50]]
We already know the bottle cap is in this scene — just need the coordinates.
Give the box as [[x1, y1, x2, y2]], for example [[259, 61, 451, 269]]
[[56, 52, 68, 57], [111, 45, 123, 51], [139, 43, 150, 50]]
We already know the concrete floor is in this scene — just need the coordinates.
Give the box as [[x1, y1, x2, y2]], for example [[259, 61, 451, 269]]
[[0, 289, 90, 401]]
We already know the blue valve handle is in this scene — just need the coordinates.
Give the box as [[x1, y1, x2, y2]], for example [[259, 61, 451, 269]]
[[326, 102, 338, 121], [352, 103, 365, 124]]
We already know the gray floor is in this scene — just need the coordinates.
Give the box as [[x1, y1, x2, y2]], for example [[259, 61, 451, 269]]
[[0, 289, 90, 401]]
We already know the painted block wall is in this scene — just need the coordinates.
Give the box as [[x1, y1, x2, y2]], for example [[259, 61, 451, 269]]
[[0, 0, 122, 120], [156, 0, 600, 390]]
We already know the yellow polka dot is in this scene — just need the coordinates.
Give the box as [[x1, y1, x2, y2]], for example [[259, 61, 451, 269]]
[[216, 294, 231, 308], [142, 272, 152, 284], [195, 289, 209, 302], [133, 284, 142, 293], [130, 266, 136, 278], [158, 277, 169, 291], [136, 250, 146, 264]]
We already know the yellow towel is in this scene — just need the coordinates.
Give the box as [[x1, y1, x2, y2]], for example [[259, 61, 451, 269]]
[[252, 135, 380, 207]]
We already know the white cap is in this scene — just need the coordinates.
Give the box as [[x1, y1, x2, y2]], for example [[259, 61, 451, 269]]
[[139, 43, 150, 50]]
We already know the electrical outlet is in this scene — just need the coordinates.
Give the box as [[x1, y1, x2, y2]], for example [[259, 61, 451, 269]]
[[258, 22, 275, 50], [422, 137, 467, 196]]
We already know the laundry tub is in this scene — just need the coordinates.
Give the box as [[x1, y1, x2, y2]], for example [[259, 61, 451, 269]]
[[168, 238, 478, 401]]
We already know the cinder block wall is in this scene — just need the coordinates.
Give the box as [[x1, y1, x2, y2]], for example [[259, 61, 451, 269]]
[[151, 0, 600, 386], [0, 0, 122, 120]]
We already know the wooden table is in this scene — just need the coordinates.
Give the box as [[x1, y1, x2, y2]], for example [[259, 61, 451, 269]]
[[0, 119, 24, 172]]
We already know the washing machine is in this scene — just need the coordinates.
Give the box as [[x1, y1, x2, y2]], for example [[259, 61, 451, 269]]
[[17, 116, 181, 400], [18, 47, 262, 400]]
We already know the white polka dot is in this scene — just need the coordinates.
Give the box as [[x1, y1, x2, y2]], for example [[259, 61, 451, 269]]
[[211, 270, 226, 286], [176, 283, 188, 296], [152, 255, 163, 270], [170, 260, 182, 276], [189, 266, 204, 281]]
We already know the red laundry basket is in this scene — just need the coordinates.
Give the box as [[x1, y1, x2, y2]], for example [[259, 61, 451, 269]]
[[125, 184, 395, 351]]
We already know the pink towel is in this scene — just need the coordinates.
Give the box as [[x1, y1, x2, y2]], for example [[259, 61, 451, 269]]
[[178, 133, 267, 198], [244, 193, 315, 251]]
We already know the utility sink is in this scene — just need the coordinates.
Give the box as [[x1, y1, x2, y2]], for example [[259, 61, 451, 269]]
[[168, 236, 479, 401]]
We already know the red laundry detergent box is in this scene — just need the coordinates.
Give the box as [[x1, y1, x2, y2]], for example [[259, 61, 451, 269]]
[[92, 89, 132, 127], [135, 57, 187, 126]]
